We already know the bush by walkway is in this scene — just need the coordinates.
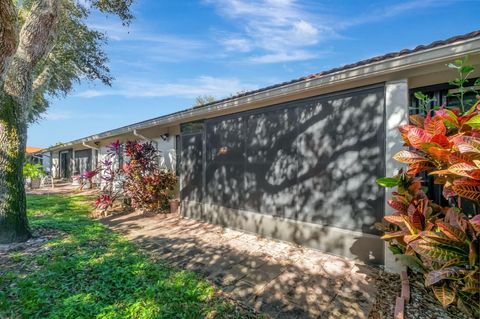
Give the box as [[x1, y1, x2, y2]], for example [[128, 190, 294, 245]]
[[0, 194, 256, 319]]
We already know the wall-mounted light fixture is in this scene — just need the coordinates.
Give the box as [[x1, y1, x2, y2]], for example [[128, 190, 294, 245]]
[[219, 147, 228, 155], [161, 133, 170, 141]]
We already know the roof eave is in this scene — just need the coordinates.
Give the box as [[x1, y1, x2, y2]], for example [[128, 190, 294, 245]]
[[48, 36, 480, 151]]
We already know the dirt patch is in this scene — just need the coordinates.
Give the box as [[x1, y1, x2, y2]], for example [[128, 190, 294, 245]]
[[0, 228, 65, 277]]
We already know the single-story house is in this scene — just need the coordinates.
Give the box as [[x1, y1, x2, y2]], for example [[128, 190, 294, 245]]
[[26, 147, 51, 173], [45, 30, 480, 271]]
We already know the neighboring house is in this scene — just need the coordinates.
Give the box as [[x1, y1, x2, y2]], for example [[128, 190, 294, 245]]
[[26, 147, 43, 164], [26, 147, 51, 174], [45, 31, 480, 271]]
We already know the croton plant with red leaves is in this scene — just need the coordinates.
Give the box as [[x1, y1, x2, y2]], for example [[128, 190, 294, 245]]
[[377, 58, 480, 316]]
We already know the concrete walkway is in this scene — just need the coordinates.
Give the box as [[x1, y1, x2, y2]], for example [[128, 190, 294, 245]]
[[101, 212, 379, 318]]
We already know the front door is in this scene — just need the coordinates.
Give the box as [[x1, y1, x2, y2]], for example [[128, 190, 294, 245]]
[[59, 151, 70, 179]]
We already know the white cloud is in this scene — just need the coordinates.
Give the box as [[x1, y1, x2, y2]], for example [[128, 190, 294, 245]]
[[222, 38, 252, 52], [87, 21, 207, 62], [206, 0, 448, 63], [44, 111, 73, 120], [337, 0, 450, 28], [206, 0, 332, 62], [249, 50, 317, 64], [44, 110, 122, 120], [76, 76, 257, 99]]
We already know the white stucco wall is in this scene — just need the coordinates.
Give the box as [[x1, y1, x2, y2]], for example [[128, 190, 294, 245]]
[[152, 136, 176, 171], [384, 79, 409, 273], [51, 151, 59, 178], [41, 151, 51, 174]]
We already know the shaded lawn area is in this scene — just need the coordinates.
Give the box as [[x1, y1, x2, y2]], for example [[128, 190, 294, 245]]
[[0, 194, 256, 319]]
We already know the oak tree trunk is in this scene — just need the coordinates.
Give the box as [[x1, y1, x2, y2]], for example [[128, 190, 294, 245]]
[[0, 98, 30, 243]]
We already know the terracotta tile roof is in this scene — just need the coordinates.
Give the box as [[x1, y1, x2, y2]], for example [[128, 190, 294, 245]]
[[26, 147, 43, 154], [196, 30, 480, 109]]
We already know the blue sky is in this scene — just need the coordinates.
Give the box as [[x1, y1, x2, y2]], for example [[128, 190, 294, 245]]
[[28, 0, 480, 147]]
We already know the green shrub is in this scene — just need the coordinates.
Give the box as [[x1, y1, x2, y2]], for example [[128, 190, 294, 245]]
[[377, 58, 480, 317]]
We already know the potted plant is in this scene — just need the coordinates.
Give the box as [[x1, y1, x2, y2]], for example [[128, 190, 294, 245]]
[[168, 179, 180, 214], [169, 198, 180, 214], [24, 163, 46, 189]]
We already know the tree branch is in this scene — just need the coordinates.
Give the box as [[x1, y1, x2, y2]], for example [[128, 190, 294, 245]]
[[0, 0, 18, 88], [32, 65, 52, 94], [4, 0, 61, 108]]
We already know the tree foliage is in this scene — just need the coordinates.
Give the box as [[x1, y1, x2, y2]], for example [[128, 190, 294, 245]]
[[0, 0, 134, 244], [10, 0, 134, 122], [193, 95, 216, 108]]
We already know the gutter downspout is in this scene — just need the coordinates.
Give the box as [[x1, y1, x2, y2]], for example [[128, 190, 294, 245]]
[[133, 129, 158, 148], [82, 141, 100, 151]]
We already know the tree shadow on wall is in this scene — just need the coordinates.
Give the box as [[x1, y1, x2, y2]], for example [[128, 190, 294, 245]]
[[182, 88, 386, 265]]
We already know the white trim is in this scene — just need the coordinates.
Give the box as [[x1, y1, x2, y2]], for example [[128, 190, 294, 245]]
[[384, 79, 409, 273]]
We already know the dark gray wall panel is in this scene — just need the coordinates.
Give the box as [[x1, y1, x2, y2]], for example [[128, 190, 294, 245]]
[[296, 88, 385, 234], [180, 133, 204, 202], [205, 117, 245, 209], [182, 84, 385, 237], [244, 107, 298, 218]]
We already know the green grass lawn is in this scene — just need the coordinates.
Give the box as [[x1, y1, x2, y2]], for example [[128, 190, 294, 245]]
[[0, 194, 254, 319]]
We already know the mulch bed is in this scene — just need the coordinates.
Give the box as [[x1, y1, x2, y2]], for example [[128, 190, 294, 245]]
[[369, 270, 471, 319]]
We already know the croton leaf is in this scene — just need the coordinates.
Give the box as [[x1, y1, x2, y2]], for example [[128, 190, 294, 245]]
[[432, 283, 456, 307], [452, 135, 480, 154], [393, 150, 428, 164], [420, 143, 450, 158], [465, 114, 480, 128], [430, 134, 451, 148], [411, 210, 425, 230], [452, 181, 480, 201], [436, 221, 467, 242], [402, 214, 420, 235], [404, 234, 420, 244], [470, 215, 480, 234], [448, 153, 474, 165], [435, 108, 459, 128], [469, 241, 478, 266], [444, 207, 468, 231], [409, 239, 466, 262], [420, 231, 468, 249], [407, 127, 432, 148], [425, 267, 463, 287], [406, 162, 435, 176], [461, 278, 480, 293], [447, 162, 480, 180], [381, 230, 407, 240], [409, 114, 425, 127], [387, 199, 408, 213], [384, 214, 405, 226], [424, 116, 447, 136]]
